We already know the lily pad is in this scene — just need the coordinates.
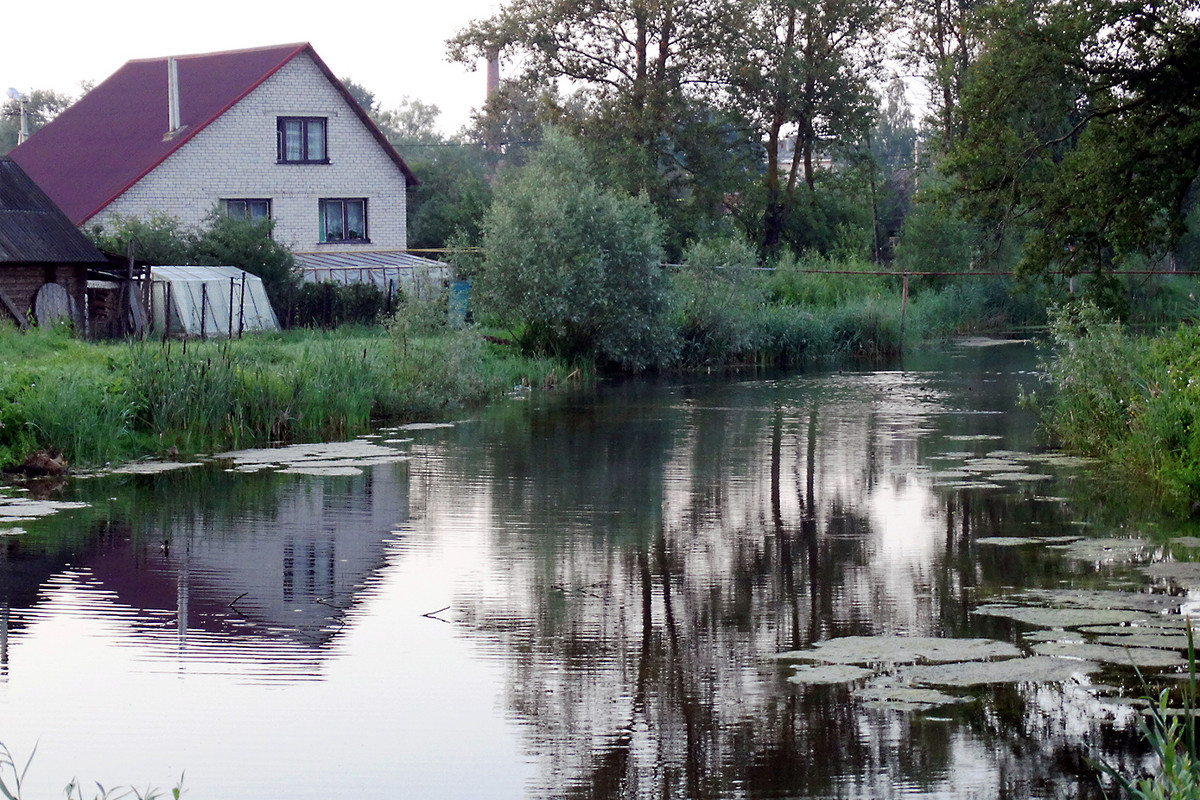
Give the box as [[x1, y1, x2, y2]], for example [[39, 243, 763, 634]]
[[944, 434, 1005, 441], [0, 499, 90, 518], [906, 656, 1101, 686], [1093, 633, 1191, 651], [989, 472, 1055, 482], [216, 441, 405, 466], [854, 685, 971, 711], [395, 422, 457, 431], [973, 605, 1150, 627], [1082, 620, 1198, 634], [1023, 630, 1087, 643], [110, 461, 204, 475], [278, 466, 364, 477], [780, 636, 1021, 666], [1052, 538, 1153, 563], [964, 458, 1025, 472], [787, 664, 874, 684], [930, 470, 975, 480], [1031, 641, 1187, 669], [1006, 589, 1182, 614]]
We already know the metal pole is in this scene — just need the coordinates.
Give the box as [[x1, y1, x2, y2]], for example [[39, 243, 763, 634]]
[[228, 277, 235, 340]]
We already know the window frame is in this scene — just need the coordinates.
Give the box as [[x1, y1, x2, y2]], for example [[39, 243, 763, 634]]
[[222, 198, 272, 223], [277, 116, 329, 164], [319, 198, 369, 243]]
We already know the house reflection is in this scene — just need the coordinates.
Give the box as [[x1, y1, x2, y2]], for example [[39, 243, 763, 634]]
[[0, 461, 410, 678]]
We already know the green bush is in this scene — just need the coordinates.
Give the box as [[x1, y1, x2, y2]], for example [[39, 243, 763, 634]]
[[475, 128, 673, 371]]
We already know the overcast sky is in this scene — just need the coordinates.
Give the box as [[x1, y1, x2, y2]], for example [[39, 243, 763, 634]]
[[4, 0, 501, 134]]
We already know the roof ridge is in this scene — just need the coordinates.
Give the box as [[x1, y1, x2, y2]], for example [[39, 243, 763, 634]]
[[124, 42, 310, 64]]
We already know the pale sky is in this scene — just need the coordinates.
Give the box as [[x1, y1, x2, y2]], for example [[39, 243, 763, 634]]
[[3, 0, 502, 135]]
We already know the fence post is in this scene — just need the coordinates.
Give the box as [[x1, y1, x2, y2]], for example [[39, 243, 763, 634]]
[[900, 273, 910, 338]]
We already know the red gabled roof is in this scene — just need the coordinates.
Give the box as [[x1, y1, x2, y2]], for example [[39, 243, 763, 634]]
[[10, 43, 418, 226]]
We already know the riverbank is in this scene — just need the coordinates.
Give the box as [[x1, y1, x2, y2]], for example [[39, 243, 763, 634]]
[[1027, 302, 1200, 515], [0, 323, 570, 472]]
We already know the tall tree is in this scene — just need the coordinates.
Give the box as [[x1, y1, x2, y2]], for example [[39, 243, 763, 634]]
[[947, 0, 1200, 278], [899, 0, 979, 154], [727, 0, 887, 250], [448, 0, 740, 200]]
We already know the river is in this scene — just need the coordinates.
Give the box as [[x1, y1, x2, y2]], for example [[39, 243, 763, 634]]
[[0, 338, 1190, 799]]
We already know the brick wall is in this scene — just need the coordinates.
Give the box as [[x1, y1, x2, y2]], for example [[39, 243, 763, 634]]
[[96, 53, 409, 252]]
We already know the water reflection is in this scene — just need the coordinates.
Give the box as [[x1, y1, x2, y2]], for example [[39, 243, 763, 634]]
[[0, 342, 1174, 798], [413, 344, 1143, 799], [0, 463, 409, 681]]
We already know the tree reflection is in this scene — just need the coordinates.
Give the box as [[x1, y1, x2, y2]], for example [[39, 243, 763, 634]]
[[424, 353, 1143, 799]]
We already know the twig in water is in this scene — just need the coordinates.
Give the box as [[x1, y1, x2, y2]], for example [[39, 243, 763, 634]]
[[422, 606, 451, 624]]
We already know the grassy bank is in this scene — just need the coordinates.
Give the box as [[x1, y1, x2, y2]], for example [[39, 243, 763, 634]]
[[0, 322, 568, 470], [1026, 302, 1200, 515]]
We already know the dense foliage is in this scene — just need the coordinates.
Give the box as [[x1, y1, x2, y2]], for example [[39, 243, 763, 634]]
[[88, 212, 299, 312], [948, 0, 1200, 279], [475, 130, 673, 370], [1029, 303, 1200, 515]]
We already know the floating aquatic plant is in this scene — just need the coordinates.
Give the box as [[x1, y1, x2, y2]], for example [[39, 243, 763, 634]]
[[1032, 642, 1187, 669], [906, 656, 1101, 687], [854, 685, 971, 711], [774, 635, 1021, 666], [787, 665, 874, 685], [974, 605, 1152, 628]]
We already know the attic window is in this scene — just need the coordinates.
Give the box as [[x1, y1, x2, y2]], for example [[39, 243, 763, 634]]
[[319, 198, 368, 243], [277, 117, 327, 163]]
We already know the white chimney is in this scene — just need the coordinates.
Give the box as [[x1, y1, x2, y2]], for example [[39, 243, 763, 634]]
[[167, 57, 181, 135]]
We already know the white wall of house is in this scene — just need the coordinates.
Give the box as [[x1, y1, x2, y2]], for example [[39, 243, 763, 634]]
[[96, 52, 408, 252]]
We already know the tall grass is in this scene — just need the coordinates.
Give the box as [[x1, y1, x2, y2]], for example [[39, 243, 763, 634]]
[[0, 323, 578, 470], [1027, 301, 1200, 513]]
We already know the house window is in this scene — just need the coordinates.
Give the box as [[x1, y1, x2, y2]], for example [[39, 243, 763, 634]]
[[277, 117, 327, 163], [223, 198, 271, 222], [319, 198, 368, 242]]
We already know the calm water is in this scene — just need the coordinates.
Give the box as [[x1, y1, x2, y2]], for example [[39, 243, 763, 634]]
[[0, 339, 1187, 798]]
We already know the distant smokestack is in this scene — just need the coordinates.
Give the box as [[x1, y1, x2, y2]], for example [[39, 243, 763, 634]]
[[484, 46, 501, 154], [167, 57, 181, 134], [486, 46, 500, 102]]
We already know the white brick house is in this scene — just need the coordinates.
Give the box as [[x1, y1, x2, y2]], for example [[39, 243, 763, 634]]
[[11, 43, 423, 276]]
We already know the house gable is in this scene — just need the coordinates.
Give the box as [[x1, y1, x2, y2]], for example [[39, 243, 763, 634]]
[[10, 43, 417, 239], [95, 51, 413, 251]]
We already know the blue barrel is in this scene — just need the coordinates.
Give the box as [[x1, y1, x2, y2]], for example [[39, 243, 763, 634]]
[[448, 280, 471, 328]]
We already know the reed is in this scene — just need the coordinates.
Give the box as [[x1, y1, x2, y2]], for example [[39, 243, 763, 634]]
[[1095, 627, 1200, 798], [0, 326, 576, 470]]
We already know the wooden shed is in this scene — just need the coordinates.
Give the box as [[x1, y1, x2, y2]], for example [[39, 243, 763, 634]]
[[0, 156, 107, 329]]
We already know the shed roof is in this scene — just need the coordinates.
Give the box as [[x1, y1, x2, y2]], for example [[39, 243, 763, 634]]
[[9, 43, 418, 226], [0, 157, 108, 264]]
